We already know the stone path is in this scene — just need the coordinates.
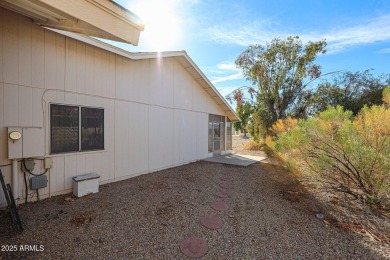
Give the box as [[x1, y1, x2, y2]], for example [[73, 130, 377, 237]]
[[200, 215, 224, 230], [180, 237, 209, 258], [179, 174, 235, 258]]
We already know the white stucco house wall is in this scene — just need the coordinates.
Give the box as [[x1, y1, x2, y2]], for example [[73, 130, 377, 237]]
[[0, 0, 239, 207]]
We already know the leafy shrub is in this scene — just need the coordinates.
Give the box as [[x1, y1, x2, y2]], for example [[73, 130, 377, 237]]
[[247, 111, 265, 142], [264, 135, 275, 149], [383, 86, 390, 108], [269, 116, 298, 135], [275, 105, 390, 208], [243, 140, 263, 151], [263, 117, 298, 150]]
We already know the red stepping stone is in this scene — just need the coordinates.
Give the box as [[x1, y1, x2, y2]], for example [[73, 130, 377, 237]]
[[211, 200, 229, 211], [200, 215, 223, 230], [180, 237, 208, 258], [215, 191, 231, 198], [220, 181, 234, 189]]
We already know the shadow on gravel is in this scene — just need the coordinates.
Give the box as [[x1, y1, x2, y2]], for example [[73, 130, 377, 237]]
[[0, 160, 387, 259], [259, 161, 389, 258]]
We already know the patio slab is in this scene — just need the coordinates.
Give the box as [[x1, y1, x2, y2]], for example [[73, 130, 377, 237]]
[[202, 153, 266, 166]]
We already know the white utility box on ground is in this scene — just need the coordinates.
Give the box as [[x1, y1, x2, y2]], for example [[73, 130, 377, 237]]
[[72, 173, 100, 197]]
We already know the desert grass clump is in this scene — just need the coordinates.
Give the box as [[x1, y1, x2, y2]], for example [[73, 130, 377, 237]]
[[275, 105, 390, 209], [243, 140, 263, 151], [269, 116, 298, 135]]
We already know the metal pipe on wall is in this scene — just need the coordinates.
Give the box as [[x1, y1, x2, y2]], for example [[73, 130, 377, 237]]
[[12, 159, 18, 203]]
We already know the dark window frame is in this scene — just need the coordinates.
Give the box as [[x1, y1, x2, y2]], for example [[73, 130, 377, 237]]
[[50, 104, 104, 154], [81, 106, 104, 151]]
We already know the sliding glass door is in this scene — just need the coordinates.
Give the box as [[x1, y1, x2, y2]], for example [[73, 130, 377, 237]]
[[208, 114, 213, 152], [213, 115, 221, 153], [226, 118, 232, 150], [208, 114, 227, 155]]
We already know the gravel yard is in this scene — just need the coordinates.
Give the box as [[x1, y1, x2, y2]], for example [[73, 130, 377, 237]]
[[1, 136, 389, 259]]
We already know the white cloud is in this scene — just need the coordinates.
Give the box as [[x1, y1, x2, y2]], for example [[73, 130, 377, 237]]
[[208, 24, 272, 46], [210, 62, 243, 84], [217, 62, 238, 70], [325, 15, 390, 53], [208, 14, 390, 54], [377, 47, 390, 54], [204, 62, 239, 75], [211, 72, 243, 84]]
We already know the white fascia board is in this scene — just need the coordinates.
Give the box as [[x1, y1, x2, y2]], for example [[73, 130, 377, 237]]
[[180, 53, 240, 122], [2, 0, 144, 45]]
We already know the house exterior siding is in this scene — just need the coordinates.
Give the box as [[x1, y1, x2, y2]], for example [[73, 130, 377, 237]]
[[0, 7, 229, 207]]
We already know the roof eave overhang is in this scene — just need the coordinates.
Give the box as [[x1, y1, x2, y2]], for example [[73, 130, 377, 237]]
[[0, 0, 144, 45]]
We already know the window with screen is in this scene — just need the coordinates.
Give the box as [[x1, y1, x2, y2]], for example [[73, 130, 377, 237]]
[[50, 104, 104, 154], [50, 104, 79, 153], [81, 107, 104, 151]]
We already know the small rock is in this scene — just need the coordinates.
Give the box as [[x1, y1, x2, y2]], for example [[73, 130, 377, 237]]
[[316, 213, 325, 220], [64, 197, 72, 202]]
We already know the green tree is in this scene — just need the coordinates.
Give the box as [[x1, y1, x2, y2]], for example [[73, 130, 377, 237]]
[[233, 100, 253, 137], [311, 70, 390, 115], [233, 36, 327, 137]]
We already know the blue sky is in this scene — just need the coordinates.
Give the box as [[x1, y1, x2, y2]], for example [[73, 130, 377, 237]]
[[113, 0, 390, 98]]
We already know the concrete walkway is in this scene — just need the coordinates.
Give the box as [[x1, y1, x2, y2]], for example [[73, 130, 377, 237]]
[[202, 153, 266, 166]]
